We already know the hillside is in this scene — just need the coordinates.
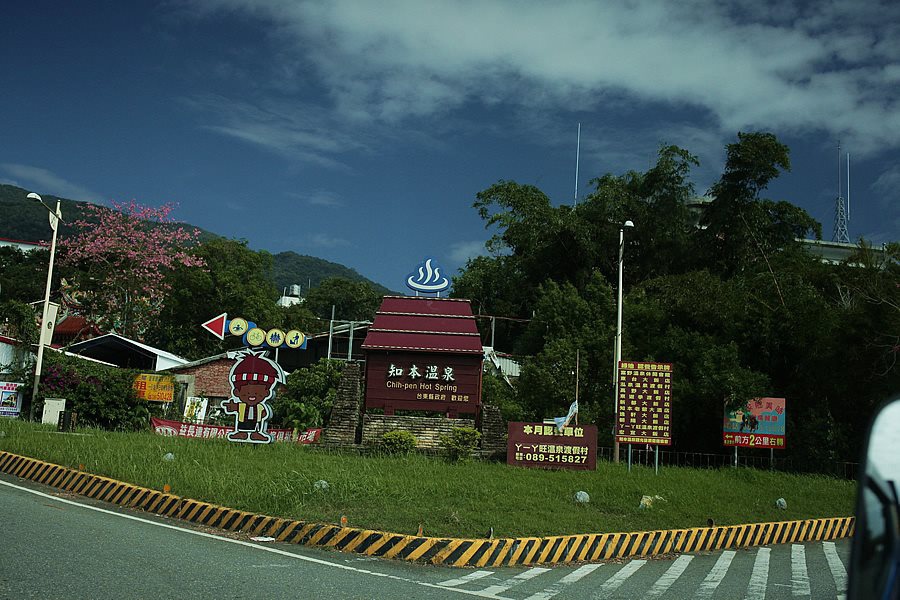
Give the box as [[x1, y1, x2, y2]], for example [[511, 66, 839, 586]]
[[0, 184, 391, 293], [272, 251, 394, 296], [0, 184, 90, 242]]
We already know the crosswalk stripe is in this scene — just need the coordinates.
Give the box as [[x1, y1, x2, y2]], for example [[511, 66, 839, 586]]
[[695, 550, 736, 599], [595, 559, 646, 597], [437, 570, 494, 587], [792, 544, 811, 596], [480, 566, 551, 596], [645, 554, 693, 598], [745, 547, 771, 600], [522, 563, 602, 600], [823, 541, 847, 595]]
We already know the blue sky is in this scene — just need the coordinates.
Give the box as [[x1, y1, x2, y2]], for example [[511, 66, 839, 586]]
[[2, 0, 898, 290]]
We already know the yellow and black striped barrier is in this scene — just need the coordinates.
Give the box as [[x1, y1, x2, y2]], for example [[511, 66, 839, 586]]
[[0, 451, 854, 567]]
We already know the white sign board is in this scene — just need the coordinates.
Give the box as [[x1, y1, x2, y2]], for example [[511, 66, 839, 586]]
[[42, 398, 66, 425]]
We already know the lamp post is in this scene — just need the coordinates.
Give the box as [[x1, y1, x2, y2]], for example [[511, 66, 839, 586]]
[[28, 192, 62, 421], [613, 220, 634, 463]]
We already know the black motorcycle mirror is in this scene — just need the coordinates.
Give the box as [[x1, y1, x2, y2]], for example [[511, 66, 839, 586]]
[[848, 396, 900, 599]]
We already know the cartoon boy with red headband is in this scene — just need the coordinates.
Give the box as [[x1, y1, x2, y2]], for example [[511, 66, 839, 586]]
[[221, 350, 285, 443]]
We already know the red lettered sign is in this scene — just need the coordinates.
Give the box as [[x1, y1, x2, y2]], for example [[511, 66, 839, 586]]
[[507, 422, 597, 470]]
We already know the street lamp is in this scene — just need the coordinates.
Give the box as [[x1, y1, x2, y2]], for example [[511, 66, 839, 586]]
[[28, 192, 62, 421], [613, 219, 634, 463]]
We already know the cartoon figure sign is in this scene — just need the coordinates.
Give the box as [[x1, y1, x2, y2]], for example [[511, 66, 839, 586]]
[[220, 350, 285, 443]]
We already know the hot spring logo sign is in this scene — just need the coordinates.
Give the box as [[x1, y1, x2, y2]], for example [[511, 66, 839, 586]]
[[406, 258, 450, 295]]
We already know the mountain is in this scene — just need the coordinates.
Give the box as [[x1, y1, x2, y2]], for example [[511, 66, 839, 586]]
[[0, 184, 91, 242], [0, 184, 392, 294], [272, 251, 394, 296]]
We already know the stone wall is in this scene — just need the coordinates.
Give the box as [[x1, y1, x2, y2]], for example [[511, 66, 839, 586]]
[[321, 362, 363, 447], [479, 404, 507, 456], [362, 415, 476, 449]]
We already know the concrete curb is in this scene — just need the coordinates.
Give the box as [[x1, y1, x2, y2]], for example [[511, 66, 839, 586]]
[[0, 451, 855, 568]]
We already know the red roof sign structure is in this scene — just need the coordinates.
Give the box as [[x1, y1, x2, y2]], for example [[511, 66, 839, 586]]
[[362, 296, 482, 354]]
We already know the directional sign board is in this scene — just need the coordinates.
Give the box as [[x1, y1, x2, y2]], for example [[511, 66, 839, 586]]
[[201, 312, 227, 340], [724, 397, 786, 449], [201, 313, 307, 350]]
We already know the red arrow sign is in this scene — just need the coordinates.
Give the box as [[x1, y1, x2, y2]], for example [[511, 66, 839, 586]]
[[201, 312, 227, 340]]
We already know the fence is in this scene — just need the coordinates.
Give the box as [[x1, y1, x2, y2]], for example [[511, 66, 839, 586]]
[[597, 446, 858, 480]]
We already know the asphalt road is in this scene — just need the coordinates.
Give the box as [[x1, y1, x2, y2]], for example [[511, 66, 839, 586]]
[[0, 473, 851, 599]]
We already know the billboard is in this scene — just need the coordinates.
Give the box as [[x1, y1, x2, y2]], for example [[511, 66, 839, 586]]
[[615, 361, 672, 445], [133, 374, 176, 402], [507, 422, 597, 470], [0, 381, 23, 418], [723, 397, 786, 449]]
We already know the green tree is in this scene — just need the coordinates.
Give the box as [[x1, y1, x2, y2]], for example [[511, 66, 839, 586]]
[[304, 277, 381, 322], [700, 132, 820, 278], [0, 247, 51, 304], [146, 238, 280, 360], [272, 358, 344, 430]]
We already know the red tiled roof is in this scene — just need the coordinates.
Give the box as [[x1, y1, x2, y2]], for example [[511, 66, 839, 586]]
[[362, 296, 483, 354]]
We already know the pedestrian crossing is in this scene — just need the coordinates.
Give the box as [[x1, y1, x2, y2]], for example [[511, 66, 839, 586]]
[[432, 541, 849, 599]]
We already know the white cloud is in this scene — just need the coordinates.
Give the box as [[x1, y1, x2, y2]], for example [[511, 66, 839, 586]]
[[871, 166, 900, 208], [182, 94, 367, 169], [193, 0, 900, 156], [305, 233, 351, 248], [448, 240, 487, 264], [0, 163, 103, 203], [301, 190, 344, 207]]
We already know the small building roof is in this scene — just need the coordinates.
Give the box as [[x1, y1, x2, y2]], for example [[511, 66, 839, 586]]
[[66, 333, 188, 371], [362, 296, 483, 354]]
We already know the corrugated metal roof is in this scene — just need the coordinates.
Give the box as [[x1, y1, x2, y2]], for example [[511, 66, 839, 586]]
[[362, 296, 483, 354]]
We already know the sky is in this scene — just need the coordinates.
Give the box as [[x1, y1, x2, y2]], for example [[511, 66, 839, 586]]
[[2, 0, 898, 290]]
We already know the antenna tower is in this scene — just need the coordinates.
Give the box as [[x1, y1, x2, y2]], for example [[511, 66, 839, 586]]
[[832, 143, 850, 243]]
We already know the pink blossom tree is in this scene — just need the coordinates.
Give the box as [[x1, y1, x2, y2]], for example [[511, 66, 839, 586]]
[[60, 201, 206, 340]]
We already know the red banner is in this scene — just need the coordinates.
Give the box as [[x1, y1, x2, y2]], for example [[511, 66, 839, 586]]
[[150, 417, 321, 444]]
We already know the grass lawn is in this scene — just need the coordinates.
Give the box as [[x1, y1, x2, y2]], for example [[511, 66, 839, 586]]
[[0, 420, 855, 539]]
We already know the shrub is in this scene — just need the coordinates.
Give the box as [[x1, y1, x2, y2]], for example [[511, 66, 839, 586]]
[[37, 352, 152, 431], [440, 427, 481, 462], [380, 430, 417, 454], [273, 358, 343, 430]]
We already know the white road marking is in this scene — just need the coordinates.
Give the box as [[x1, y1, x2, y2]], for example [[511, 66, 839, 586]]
[[0, 478, 505, 599], [480, 567, 551, 596], [438, 571, 495, 587], [791, 544, 811, 596], [593, 559, 646, 598], [745, 547, 770, 600], [523, 563, 602, 600], [695, 550, 736, 599], [823, 541, 847, 595], [645, 554, 693, 598]]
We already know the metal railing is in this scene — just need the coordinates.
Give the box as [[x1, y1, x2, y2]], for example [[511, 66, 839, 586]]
[[597, 446, 858, 479]]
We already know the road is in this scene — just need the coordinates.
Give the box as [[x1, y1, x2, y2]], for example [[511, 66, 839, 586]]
[[0, 473, 850, 599]]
